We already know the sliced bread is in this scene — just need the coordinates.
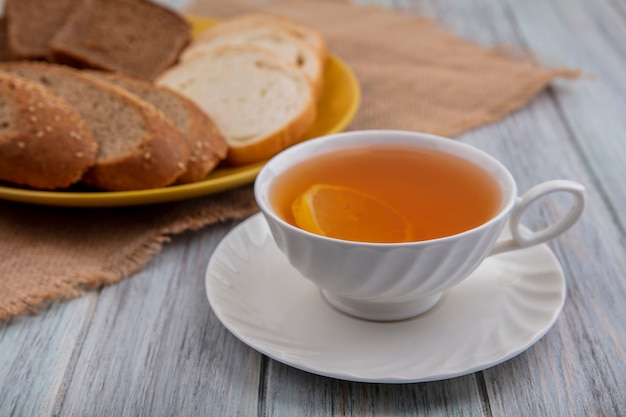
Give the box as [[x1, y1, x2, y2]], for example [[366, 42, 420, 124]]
[[4, 0, 81, 60], [0, 72, 98, 190], [49, 0, 191, 80], [181, 25, 324, 97], [194, 13, 327, 63], [0, 62, 190, 191], [86, 71, 228, 183], [157, 45, 316, 166]]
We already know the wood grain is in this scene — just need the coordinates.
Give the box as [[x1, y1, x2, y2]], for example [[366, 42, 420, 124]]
[[0, 0, 624, 416], [408, 1, 626, 416], [57, 222, 262, 416]]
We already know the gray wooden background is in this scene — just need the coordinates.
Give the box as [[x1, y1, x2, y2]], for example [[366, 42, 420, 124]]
[[1, 0, 624, 416]]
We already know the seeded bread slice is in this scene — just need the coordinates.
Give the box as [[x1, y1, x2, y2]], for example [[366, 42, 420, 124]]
[[0, 62, 190, 191], [0, 72, 98, 190], [86, 71, 228, 183], [157, 45, 316, 166], [4, 0, 81, 60], [49, 0, 191, 80]]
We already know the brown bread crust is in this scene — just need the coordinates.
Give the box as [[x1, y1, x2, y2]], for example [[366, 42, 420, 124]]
[[5, 0, 81, 60], [0, 18, 10, 62], [0, 72, 98, 190], [86, 71, 228, 183], [177, 94, 228, 183], [0, 62, 190, 191], [49, 0, 191, 80], [80, 106, 190, 191]]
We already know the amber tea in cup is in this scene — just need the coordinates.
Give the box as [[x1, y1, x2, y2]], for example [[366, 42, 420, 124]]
[[270, 144, 503, 243], [255, 130, 585, 321]]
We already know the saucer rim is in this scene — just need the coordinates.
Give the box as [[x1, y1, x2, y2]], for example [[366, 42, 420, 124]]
[[205, 213, 566, 383]]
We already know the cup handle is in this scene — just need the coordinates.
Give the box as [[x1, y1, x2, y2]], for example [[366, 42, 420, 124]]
[[490, 180, 585, 256]]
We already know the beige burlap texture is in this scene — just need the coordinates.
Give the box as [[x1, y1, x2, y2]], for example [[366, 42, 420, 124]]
[[0, 0, 577, 320]]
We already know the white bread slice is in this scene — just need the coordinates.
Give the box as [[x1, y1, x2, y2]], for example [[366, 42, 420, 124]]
[[0, 72, 98, 190], [0, 62, 190, 191], [181, 25, 324, 97], [157, 45, 316, 166], [194, 13, 327, 63]]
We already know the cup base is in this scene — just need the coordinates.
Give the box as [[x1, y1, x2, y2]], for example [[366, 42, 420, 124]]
[[321, 291, 443, 321]]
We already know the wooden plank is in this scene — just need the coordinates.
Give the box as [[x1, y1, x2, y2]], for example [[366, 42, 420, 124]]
[[356, 0, 626, 416], [497, 0, 626, 232], [0, 1, 624, 416], [466, 97, 626, 417], [0, 295, 97, 417], [56, 222, 262, 417], [406, 0, 626, 415], [261, 364, 487, 417]]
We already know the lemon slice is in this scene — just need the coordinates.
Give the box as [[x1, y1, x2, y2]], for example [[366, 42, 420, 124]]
[[291, 184, 414, 243]]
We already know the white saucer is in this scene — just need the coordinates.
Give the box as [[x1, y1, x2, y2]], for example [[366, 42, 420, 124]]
[[205, 213, 566, 383]]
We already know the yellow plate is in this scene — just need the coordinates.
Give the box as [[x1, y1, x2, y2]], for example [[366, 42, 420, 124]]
[[0, 17, 360, 207]]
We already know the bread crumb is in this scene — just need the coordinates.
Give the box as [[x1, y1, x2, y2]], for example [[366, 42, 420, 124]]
[[36, 131, 44, 138], [17, 141, 26, 148], [144, 152, 151, 160], [75, 151, 84, 158]]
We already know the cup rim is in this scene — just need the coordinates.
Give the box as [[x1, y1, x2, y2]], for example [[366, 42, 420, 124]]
[[254, 129, 518, 247]]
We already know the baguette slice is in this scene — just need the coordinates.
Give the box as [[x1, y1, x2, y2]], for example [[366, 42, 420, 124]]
[[0, 72, 98, 190], [181, 25, 324, 97], [49, 0, 191, 80], [86, 71, 228, 183], [4, 0, 81, 60], [0, 62, 190, 191], [195, 13, 327, 63], [157, 45, 316, 166]]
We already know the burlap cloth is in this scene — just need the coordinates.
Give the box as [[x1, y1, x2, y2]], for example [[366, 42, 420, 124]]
[[0, 0, 577, 320]]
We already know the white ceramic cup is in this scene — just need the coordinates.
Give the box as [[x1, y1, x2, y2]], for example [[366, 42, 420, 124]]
[[254, 130, 585, 321]]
